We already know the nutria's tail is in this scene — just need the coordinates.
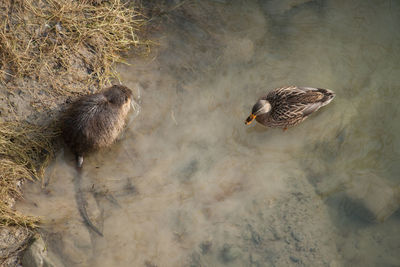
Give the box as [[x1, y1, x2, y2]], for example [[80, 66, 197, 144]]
[[74, 167, 103, 237]]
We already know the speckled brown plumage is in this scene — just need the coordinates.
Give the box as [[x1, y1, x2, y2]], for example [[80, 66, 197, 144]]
[[251, 86, 335, 128]]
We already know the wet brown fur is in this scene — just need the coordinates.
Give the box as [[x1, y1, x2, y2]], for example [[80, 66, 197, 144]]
[[61, 85, 132, 237], [62, 85, 132, 159]]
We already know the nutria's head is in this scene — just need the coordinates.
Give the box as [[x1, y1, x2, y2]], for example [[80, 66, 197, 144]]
[[103, 85, 132, 106]]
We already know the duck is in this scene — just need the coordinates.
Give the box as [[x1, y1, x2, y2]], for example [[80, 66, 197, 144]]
[[245, 86, 335, 129]]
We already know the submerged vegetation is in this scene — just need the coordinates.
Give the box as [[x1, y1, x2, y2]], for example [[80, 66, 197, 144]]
[[0, 0, 150, 228]]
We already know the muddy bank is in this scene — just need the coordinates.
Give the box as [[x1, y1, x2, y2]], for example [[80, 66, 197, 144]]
[[0, 0, 149, 265]]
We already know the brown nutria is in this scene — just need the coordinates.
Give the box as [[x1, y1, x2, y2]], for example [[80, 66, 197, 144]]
[[62, 84, 132, 167], [62, 85, 132, 236]]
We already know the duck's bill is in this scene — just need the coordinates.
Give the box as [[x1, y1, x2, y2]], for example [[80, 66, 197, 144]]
[[245, 114, 256, 125]]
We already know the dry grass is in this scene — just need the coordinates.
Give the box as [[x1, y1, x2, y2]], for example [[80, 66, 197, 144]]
[[0, 0, 150, 228], [0, 0, 150, 95], [0, 120, 57, 227], [0, 121, 58, 228], [0, 159, 40, 228]]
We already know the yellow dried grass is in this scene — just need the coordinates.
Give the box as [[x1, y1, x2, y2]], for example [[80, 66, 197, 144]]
[[0, 122, 58, 227], [0, 159, 39, 228], [0, 0, 150, 95]]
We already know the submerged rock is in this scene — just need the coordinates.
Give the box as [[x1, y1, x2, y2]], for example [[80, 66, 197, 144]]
[[22, 236, 64, 267], [199, 240, 212, 254], [290, 255, 300, 263], [219, 244, 242, 263], [343, 175, 400, 223]]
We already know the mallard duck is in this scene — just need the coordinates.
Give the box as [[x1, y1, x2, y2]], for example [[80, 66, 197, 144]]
[[245, 86, 335, 129]]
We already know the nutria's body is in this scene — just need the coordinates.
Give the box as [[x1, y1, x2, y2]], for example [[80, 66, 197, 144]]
[[62, 85, 132, 166], [62, 85, 132, 236]]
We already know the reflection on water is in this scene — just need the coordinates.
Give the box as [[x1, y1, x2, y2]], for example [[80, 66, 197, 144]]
[[17, 0, 400, 266]]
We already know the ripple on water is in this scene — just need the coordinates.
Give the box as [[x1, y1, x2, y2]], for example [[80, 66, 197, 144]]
[[16, 0, 400, 266]]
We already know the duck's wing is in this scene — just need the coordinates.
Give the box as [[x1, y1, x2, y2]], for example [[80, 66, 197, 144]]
[[265, 86, 296, 101], [265, 86, 332, 121], [287, 87, 333, 116], [263, 87, 303, 123], [287, 87, 325, 102]]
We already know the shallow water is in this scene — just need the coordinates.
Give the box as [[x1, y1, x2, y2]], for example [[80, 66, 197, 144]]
[[17, 0, 400, 266]]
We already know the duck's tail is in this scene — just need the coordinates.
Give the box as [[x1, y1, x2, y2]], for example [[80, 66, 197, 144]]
[[317, 88, 335, 106]]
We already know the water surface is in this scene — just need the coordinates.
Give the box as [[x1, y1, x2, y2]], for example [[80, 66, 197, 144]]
[[18, 0, 400, 266]]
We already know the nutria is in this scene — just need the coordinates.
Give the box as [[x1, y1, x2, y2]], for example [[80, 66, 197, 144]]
[[62, 85, 132, 236]]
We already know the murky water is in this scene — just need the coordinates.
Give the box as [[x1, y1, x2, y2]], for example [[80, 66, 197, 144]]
[[17, 0, 400, 266]]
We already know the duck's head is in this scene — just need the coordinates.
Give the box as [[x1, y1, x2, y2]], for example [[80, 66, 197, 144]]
[[245, 99, 271, 125]]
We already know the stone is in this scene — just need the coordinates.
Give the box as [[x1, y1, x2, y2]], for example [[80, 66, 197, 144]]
[[21, 236, 64, 267], [200, 240, 212, 254], [344, 175, 400, 222], [290, 255, 300, 263], [219, 244, 242, 263]]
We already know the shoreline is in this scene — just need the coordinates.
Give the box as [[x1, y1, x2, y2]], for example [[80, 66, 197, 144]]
[[0, 0, 152, 265]]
